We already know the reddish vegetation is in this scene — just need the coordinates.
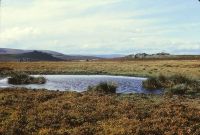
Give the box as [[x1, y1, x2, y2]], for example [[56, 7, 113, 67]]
[[0, 88, 200, 135]]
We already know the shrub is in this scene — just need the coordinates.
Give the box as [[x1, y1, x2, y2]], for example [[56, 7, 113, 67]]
[[88, 82, 117, 94], [8, 73, 46, 85]]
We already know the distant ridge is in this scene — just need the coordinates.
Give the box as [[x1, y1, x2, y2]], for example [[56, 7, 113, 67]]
[[17, 51, 62, 61], [0, 48, 32, 54], [0, 48, 99, 61], [0, 51, 62, 62], [123, 52, 200, 60], [1, 48, 198, 61]]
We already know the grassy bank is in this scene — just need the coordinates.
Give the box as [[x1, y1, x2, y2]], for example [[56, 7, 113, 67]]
[[0, 60, 200, 79], [143, 74, 200, 95], [0, 88, 200, 135]]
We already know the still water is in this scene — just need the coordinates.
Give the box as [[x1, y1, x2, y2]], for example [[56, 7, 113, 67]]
[[0, 75, 162, 94]]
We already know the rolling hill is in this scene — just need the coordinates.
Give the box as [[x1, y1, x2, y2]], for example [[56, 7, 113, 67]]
[[0, 51, 62, 61], [0, 48, 99, 61]]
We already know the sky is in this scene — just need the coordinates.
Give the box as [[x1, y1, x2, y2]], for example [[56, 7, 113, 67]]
[[0, 0, 200, 55]]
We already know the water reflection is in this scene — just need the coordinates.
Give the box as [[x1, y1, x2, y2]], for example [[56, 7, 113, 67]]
[[0, 75, 162, 94]]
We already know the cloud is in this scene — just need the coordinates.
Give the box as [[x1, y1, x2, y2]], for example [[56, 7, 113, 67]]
[[0, 27, 41, 46], [0, 0, 200, 54]]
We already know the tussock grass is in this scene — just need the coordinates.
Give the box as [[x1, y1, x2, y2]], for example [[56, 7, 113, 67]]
[[87, 82, 117, 94], [8, 73, 46, 85], [143, 74, 200, 95]]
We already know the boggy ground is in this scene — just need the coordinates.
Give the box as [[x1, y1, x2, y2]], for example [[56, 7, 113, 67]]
[[0, 60, 200, 78], [0, 88, 200, 135], [0, 60, 200, 135]]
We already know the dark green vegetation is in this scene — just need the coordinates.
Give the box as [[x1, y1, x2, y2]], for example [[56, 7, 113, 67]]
[[0, 48, 99, 61], [0, 88, 200, 135], [8, 73, 46, 85], [143, 75, 200, 95], [17, 51, 62, 61], [88, 82, 117, 94], [0, 51, 62, 62]]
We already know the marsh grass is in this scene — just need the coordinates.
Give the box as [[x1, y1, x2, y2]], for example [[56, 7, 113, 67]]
[[0, 67, 13, 76], [8, 73, 46, 85], [0, 60, 200, 79], [88, 82, 117, 94], [0, 61, 200, 134], [143, 74, 200, 95]]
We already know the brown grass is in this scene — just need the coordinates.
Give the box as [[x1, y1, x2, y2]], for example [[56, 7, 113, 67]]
[[0, 88, 200, 135], [0, 60, 200, 79], [0, 60, 200, 134]]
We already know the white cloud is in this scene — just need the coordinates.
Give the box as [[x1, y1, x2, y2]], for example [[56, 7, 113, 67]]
[[0, 0, 200, 54], [0, 27, 41, 46]]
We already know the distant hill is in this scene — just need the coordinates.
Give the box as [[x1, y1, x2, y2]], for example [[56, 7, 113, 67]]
[[0, 48, 31, 54], [0, 51, 62, 61], [94, 54, 125, 58], [0, 48, 99, 61], [17, 51, 62, 61], [123, 52, 200, 60]]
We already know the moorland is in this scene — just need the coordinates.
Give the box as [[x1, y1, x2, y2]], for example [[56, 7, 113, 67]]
[[0, 60, 200, 135], [0, 60, 200, 78]]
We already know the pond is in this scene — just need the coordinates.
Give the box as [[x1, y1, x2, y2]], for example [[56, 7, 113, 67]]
[[0, 75, 162, 94]]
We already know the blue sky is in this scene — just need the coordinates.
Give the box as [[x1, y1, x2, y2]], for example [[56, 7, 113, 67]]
[[0, 0, 200, 55]]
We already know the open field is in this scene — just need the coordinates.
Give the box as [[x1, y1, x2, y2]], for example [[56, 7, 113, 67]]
[[0, 60, 200, 79], [0, 88, 200, 135]]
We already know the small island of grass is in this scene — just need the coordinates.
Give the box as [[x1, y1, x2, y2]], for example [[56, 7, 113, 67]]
[[87, 82, 117, 94], [8, 73, 46, 85]]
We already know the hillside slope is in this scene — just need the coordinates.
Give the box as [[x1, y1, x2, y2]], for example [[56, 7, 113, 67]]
[[0, 51, 62, 61], [0, 48, 99, 61]]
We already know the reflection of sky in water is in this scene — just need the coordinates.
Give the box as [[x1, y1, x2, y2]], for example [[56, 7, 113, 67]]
[[0, 75, 162, 94]]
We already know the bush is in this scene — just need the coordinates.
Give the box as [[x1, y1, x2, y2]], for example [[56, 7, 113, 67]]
[[8, 73, 46, 85], [88, 82, 117, 94]]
